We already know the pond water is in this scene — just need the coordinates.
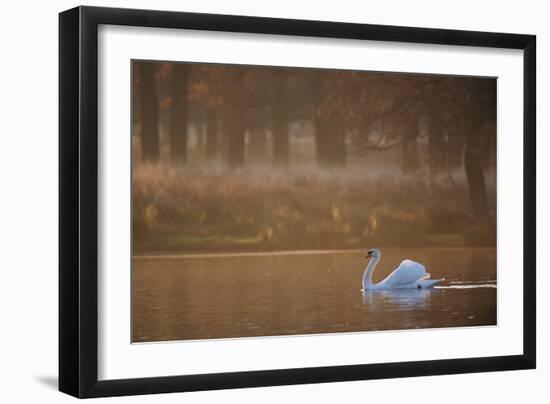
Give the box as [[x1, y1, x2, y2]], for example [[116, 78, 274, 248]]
[[132, 248, 496, 343]]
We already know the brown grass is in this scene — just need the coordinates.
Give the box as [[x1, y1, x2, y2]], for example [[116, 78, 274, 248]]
[[132, 163, 496, 254]]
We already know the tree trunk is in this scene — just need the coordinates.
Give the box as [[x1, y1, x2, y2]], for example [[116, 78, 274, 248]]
[[132, 63, 141, 137], [464, 136, 489, 223], [315, 123, 328, 167], [226, 119, 246, 167], [169, 64, 190, 164], [428, 113, 445, 174], [272, 71, 290, 167], [247, 126, 268, 164], [194, 121, 206, 158], [401, 136, 418, 173], [221, 71, 246, 168], [401, 120, 418, 173], [272, 110, 289, 166], [332, 123, 347, 166], [463, 81, 493, 228], [139, 63, 160, 162], [314, 114, 346, 167], [205, 107, 219, 160]]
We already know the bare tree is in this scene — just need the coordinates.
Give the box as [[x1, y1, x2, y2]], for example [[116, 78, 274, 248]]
[[137, 62, 160, 162], [170, 64, 190, 163], [271, 70, 291, 166]]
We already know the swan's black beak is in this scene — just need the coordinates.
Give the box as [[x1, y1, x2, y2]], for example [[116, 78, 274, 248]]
[[364, 252, 372, 259]]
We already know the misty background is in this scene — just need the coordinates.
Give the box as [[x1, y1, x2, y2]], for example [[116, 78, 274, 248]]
[[131, 61, 496, 254]]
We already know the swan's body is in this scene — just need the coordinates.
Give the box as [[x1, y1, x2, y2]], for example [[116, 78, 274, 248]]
[[362, 249, 443, 291]]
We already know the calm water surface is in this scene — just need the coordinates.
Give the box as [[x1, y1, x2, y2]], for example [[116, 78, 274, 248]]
[[132, 248, 496, 342]]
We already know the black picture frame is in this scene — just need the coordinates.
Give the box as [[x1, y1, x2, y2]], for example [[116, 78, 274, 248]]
[[59, 5, 536, 398]]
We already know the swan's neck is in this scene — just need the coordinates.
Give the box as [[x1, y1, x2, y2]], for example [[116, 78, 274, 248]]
[[363, 255, 380, 290]]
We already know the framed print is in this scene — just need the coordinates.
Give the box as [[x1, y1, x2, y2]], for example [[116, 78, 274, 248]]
[[59, 6, 536, 398]]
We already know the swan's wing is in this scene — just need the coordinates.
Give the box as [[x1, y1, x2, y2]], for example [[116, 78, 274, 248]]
[[381, 259, 428, 287]]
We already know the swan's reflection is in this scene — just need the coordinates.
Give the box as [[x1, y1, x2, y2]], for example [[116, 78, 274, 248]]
[[362, 288, 439, 310]]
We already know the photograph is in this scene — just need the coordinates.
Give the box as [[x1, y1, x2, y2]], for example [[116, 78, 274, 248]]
[[131, 60, 497, 343]]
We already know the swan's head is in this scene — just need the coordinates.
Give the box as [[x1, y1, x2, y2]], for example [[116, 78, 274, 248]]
[[364, 248, 381, 259]]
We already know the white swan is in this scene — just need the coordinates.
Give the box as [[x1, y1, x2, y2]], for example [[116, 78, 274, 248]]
[[362, 249, 443, 290]]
